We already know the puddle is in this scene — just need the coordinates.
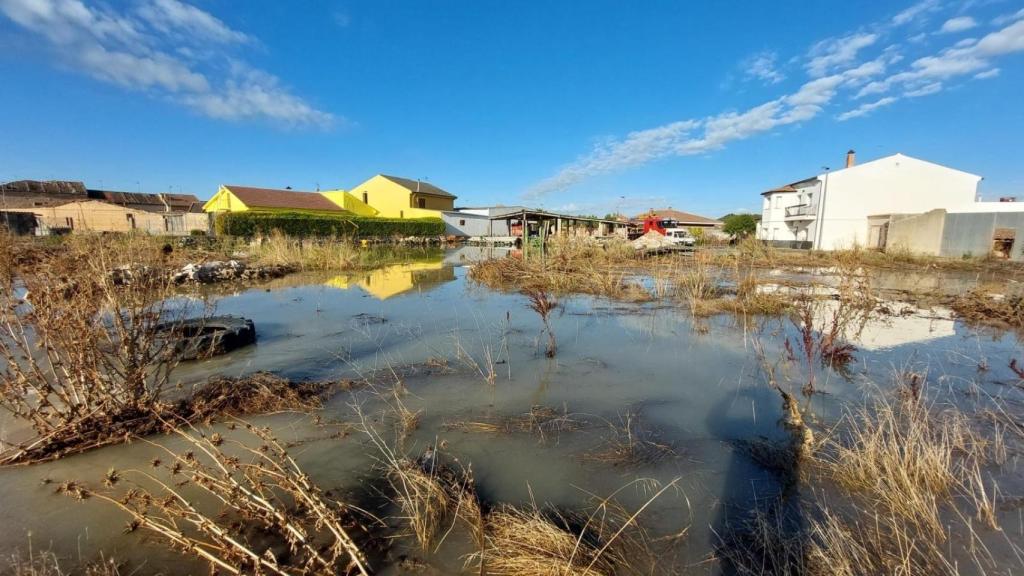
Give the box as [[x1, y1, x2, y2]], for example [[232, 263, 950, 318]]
[[1, 247, 1022, 574]]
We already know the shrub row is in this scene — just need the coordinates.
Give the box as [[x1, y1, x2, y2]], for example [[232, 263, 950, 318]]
[[215, 212, 445, 238]]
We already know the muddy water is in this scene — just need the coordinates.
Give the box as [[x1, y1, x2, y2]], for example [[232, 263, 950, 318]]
[[1, 246, 1022, 574]]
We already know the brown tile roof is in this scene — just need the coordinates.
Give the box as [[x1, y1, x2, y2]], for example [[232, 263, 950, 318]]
[[88, 190, 204, 213], [633, 208, 722, 226], [2, 180, 87, 196], [380, 175, 456, 199], [1, 180, 88, 208], [224, 185, 345, 212], [761, 184, 798, 195]]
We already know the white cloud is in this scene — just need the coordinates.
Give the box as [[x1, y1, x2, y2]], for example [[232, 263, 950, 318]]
[[743, 51, 785, 84], [903, 81, 942, 96], [992, 8, 1024, 26], [806, 32, 878, 77], [0, 0, 333, 127], [837, 96, 899, 121], [525, 61, 890, 198], [974, 68, 1000, 79], [136, 0, 250, 44], [939, 16, 977, 34], [857, 19, 1024, 98], [893, 0, 943, 26]]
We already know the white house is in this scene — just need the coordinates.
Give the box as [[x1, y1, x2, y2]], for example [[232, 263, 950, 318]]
[[756, 151, 982, 250]]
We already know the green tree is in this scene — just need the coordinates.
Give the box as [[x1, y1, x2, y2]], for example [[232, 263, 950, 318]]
[[722, 213, 758, 238]]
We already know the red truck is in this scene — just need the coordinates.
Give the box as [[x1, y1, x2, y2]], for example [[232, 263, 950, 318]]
[[637, 215, 696, 246]]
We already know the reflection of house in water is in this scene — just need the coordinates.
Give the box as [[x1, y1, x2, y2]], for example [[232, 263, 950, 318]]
[[852, 308, 956, 351], [326, 261, 455, 299]]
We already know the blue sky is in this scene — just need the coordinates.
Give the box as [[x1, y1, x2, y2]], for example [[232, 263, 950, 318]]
[[2, 0, 1023, 218]]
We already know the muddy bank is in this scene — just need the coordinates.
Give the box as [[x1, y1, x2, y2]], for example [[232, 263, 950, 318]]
[[1, 372, 353, 465]]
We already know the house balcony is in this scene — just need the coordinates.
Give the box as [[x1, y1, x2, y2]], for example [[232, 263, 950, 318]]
[[784, 204, 817, 221]]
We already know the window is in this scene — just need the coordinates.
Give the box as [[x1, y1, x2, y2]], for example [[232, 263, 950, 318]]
[[459, 219, 466, 226], [65, 217, 74, 229], [362, 192, 368, 204], [400, 210, 404, 218], [418, 198, 426, 209], [126, 214, 136, 229], [773, 195, 780, 208]]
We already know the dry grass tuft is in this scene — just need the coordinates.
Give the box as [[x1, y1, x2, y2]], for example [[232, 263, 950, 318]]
[[5, 546, 122, 576], [584, 411, 677, 467], [251, 230, 359, 271], [444, 405, 584, 442], [467, 478, 682, 576]]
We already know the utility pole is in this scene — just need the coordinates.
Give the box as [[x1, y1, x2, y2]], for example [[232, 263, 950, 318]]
[[1, 180, 10, 230], [814, 167, 830, 250]]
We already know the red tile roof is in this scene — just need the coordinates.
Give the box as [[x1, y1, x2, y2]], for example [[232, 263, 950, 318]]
[[633, 208, 722, 226], [224, 185, 345, 212]]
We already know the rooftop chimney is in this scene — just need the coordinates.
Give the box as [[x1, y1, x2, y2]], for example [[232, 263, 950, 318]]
[[846, 149, 856, 168]]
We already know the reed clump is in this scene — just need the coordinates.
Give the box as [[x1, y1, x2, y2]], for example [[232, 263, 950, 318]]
[[818, 394, 992, 538], [468, 239, 646, 300], [72, 421, 372, 576], [251, 230, 360, 270]]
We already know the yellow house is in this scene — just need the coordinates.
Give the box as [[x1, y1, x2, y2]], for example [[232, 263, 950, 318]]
[[344, 174, 456, 219], [203, 185, 350, 215]]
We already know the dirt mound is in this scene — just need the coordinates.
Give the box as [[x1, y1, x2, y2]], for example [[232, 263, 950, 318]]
[[631, 230, 675, 250]]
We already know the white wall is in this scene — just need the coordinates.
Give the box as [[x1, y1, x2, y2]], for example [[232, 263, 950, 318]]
[[817, 154, 980, 249], [756, 192, 801, 241]]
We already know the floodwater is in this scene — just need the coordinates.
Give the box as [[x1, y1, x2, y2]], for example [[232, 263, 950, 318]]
[[1, 246, 1022, 574]]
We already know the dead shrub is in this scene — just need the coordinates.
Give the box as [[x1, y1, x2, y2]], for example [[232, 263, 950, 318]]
[[784, 265, 874, 394], [525, 289, 558, 357], [0, 237, 205, 464], [951, 289, 1024, 331], [71, 420, 372, 576]]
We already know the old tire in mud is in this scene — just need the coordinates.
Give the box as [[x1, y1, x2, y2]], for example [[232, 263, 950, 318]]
[[158, 316, 256, 361]]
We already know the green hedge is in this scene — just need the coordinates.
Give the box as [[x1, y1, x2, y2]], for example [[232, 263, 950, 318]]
[[215, 212, 445, 238]]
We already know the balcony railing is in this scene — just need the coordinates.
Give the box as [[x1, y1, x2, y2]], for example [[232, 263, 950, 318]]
[[785, 204, 816, 218]]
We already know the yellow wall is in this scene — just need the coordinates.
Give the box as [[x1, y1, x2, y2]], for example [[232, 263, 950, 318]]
[[347, 175, 453, 218], [321, 190, 379, 216], [203, 186, 250, 212]]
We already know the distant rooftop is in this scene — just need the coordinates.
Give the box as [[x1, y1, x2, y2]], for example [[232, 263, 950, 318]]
[[380, 175, 456, 199]]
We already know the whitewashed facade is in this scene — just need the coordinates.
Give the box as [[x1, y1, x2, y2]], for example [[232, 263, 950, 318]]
[[756, 153, 982, 250]]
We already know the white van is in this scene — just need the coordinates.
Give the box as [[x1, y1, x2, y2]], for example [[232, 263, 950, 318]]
[[666, 229, 696, 246]]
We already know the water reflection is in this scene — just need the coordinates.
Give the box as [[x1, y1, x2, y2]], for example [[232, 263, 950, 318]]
[[326, 260, 455, 299]]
